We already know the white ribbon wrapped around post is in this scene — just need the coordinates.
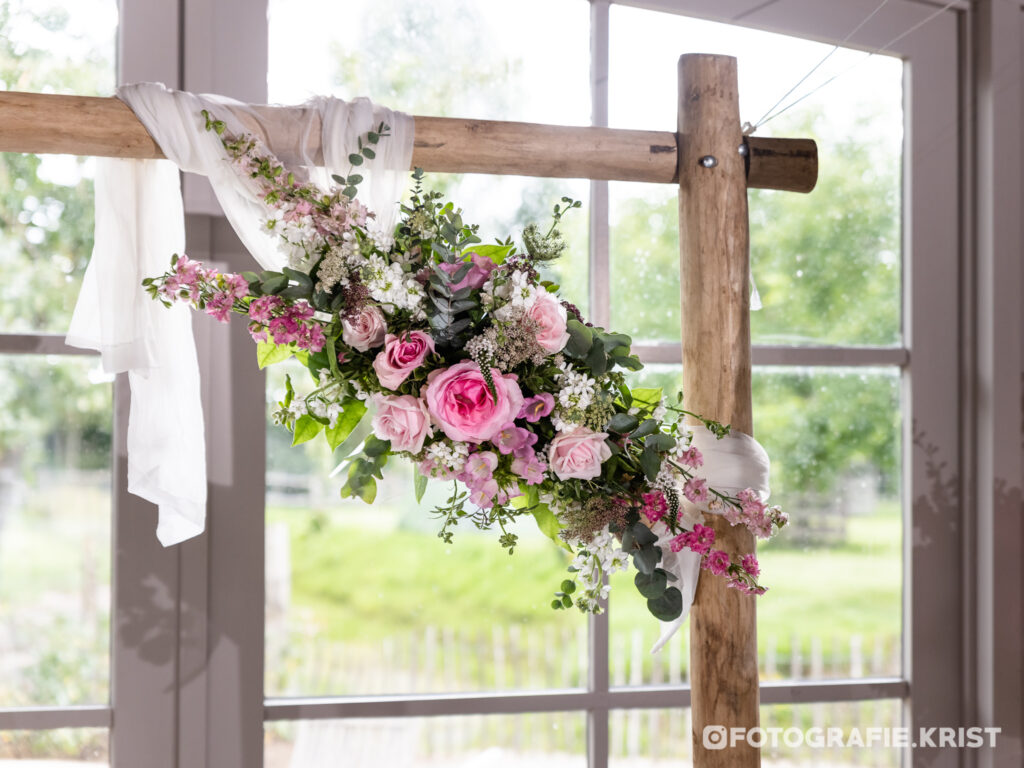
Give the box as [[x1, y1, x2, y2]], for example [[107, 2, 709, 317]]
[[67, 83, 413, 545], [650, 426, 771, 653]]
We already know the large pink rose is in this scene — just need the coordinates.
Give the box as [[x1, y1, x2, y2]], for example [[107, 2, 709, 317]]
[[370, 393, 431, 453], [527, 291, 570, 354], [548, 426, 612, 481], [341, 305, 386, 352], [372, 331, 435, 390], [424, 361, 524, 444], [438, 252, 496, 292]]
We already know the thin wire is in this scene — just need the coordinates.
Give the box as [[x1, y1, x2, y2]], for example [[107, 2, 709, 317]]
[[748, 0, 892, 132], [749, 0, 960, 133]]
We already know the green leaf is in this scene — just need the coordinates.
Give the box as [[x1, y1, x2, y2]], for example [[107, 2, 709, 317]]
[[640, 444, 663, 482], [635, 568, 669, 599], [260, 274, 288, 294], [292, 415, 323, 446], [414, 469, 428, 503], [646, 433, 677, 452], [631, 387, 664, 410], [632, 545, 660, 575], [471, 243, 515, 264], [607, 413, 639, 434], [531, 503, 570, 551], [561, 579, 576, 594], [358, 475, 377, 503], [364, 435, 391, 457], [348, 153, 364, 166], [647, 587, 683, 621], [564, 319, 594, 358], [361, 147, 376, 160], [325, 399, 367, 451], [561, 594, 573, 608], [256, 341, 294, 369], [632, 419, 660, 439], [586, 337, 607, 376]]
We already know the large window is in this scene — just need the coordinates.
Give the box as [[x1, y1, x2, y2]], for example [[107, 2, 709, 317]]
[[258, 2, 959, 767]]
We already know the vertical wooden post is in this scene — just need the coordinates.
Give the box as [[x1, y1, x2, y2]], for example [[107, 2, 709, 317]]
[[678, 54, 760, 766]]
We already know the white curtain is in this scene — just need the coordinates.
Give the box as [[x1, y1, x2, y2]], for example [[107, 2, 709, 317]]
[[66, 83, 414, 545]]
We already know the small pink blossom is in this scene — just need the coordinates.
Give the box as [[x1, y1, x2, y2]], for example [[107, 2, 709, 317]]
[[641, 491, 668, 523], [678, 446, 703, 469], [223, 272, 250, 300], [518, 393, 555, 423], [248, 295, 282, 324], [687, 523, 716, 555], [511, 455, 547, 485], [205, 291, 233, 323], [682, 477, 709, 503], [740, 553, 760, 577], [703, 549, 731, 576], [462, 451, 498, 486], [492, 423, 537, 456]]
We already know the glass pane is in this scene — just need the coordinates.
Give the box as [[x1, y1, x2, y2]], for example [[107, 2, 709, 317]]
[[266, 713, 587, 767], [0, 355, 112, 706], [608, 6, 902, 346], [608, 366, 902, 683], [0, 0, 118, 334], [0, 728, 108, 762], [265, 361, 587, 698], [609, 700, 902, 766], [266, 0, 592, 318]]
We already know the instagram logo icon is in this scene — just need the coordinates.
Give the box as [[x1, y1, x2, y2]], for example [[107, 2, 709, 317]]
[[703, 725, 728, 750]]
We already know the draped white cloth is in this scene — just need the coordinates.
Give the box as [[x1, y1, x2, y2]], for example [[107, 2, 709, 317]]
[[650, 426, 771, 653], [66, 83, 414, 545]]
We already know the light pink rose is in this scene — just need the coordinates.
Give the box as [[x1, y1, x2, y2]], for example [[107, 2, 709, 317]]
[[341, 306, 387, 352], [548, 426, 612, 481], [438, 252, 497, 292], [527, 291, 570, 354], [372, 331, 435, 390], [370, 394, 431, 454], [423, 361, 524, 444]]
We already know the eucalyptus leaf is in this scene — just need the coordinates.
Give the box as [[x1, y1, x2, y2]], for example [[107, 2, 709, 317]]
[[640, 445, 663, 482], [647, 587, 683, 621], [607, 412, 639, 434], [635, 568, 669, 599]]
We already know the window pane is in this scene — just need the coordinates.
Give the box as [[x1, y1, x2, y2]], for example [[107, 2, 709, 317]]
[[267, 0, 592, 318], [0, 0, 118, 334], [608, 700, 901, 766], [608, 365, 902, 684], [0, 727, 108, 763], [265, 361, 587, 698], [266, 713, 587, 767], [0, 355, 112, 707], [608, 6, 902, 346]]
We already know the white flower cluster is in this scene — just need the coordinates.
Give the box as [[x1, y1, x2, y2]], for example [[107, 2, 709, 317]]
[[315, 236, 360, 293], [570, 526, 629, 612], [362, 254, 426, 319], [424, 440, 470, 475], [487, 270, 539, 322], [550, 362, 596, 433], [364, 219, 395, 253]]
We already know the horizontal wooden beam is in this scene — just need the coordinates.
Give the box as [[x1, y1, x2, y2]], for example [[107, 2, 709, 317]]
[[0, 91, 816, 192]]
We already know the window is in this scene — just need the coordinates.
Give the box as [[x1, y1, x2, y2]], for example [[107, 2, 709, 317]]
[[0, 0, 118, 762]]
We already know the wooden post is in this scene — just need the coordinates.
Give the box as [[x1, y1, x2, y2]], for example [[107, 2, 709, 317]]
[[678, 54, 760, 766]]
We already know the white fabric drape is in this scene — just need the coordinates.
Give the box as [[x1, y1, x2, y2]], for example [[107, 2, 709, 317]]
[[650, 427, 771, 653], [66, 82, 414, 545]]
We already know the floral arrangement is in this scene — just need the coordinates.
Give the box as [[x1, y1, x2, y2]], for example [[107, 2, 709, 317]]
[[144, 111, 787, 622]]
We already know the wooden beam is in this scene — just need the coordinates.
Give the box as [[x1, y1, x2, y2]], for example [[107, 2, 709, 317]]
[[678, 54, 761, 767], [0, 91, 816, 191]]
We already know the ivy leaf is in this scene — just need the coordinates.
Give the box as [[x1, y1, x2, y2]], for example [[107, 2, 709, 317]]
[[325, 399, 367, 450], [631, 388, 664, 410], [256, 341, 293, 369], [292, 415, 323, 446], [472, 243, 515, 264], [647, 587, 683, 621], [530, 502, 570, 550]]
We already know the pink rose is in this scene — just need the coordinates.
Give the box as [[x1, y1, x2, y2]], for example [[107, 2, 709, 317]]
[[424, 361, 524, 444], [370, 394, 431, 454], [372, 331, 435, 390], [526, 291, 570, 354], [341, 306, 387, 352], [547, 426, 612, 481], [438, 252, 496, 292]]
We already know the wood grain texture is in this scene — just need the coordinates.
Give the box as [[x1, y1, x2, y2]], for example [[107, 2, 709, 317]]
[[0, 91, 815, 190], [677, 54, 761, 768]]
